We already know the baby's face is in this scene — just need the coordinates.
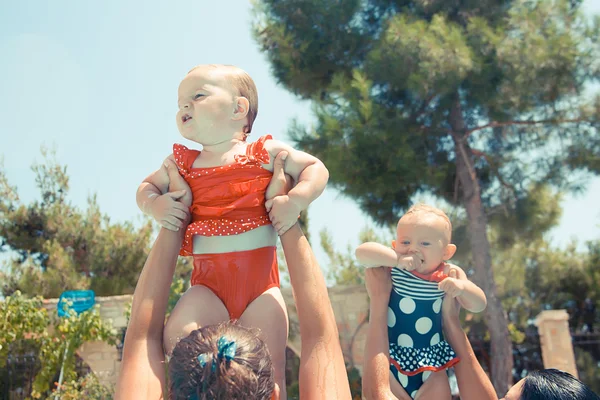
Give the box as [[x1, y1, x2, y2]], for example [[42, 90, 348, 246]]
[[395, 213, 451, 274], [176, 67, 239, 145]]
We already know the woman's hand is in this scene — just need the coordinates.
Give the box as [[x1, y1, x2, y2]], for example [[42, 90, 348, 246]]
[[441, 270, 462, 332], [265, 151, 293, 200], [365, 267, 393, 304], [164, 158, 192, 224], [265, 151, 298, 235]]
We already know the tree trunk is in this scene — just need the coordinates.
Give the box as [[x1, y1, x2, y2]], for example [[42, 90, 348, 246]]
[[449, 96, 513, 396]]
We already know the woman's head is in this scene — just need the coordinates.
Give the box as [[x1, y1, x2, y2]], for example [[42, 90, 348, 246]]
[[504, 369, 599, 400], [168, 321, 275, 400]]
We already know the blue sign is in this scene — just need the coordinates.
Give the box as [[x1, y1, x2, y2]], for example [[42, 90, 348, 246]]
[[57, 290, 96, 317]]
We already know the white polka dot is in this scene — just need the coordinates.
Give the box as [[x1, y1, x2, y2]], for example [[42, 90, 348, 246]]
[[411, 391, 418, 398], [430, 333, 440, 346], [387, 307, 396, 328], [432, 298, 443, 314], [398, 371, 408, 388], [415, 317, 433, 334], [397, 334, 414, 347], [399, 297, 416, 314], [422, 371, 431, 382]]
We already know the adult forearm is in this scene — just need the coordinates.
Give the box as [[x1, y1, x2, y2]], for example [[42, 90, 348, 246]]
[[281, 223, 352, 399], [287, 161, 329, 210], [127, 228, 184, 341], [444, 321, 496, 400], [281, 224, 335, 336], [363, 298, 398, 400]]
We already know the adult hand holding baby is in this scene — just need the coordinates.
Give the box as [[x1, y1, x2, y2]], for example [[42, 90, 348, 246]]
[[365, 267, 393, 303], [146, 160, 191, 231], [149, 192, 189, 232], [265, 151, 301, 236]]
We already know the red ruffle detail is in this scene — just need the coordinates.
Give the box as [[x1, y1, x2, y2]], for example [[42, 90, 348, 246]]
[[390, 357, 460, 377]]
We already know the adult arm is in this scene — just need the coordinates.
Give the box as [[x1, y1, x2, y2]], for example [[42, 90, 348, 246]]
[[279, 224, 352, 400], [115, 227, 185, 400], [442, 294, 496, 400], [362, 267, 407, 400], [116, 160, 190, 400]]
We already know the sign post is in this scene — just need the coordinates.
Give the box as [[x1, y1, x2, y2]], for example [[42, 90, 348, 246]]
[[54, 290, 96, 399]]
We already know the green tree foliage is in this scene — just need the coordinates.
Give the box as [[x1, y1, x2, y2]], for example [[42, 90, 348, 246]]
[[0, 291, 48, 368], [575, 347, 600, 395], [0, 148, 156, 298], [321, 226, 393, 286], [253, 0, 599, 393], [32, 304, 117, 397], [49, 373, 113, 400]]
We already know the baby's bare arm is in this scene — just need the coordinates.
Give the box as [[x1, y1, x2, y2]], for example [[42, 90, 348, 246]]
[[355, 242, 398, 268], [137, 155, 189, 231], [136, 155, 174, 214], [442, 265, 487, 313]]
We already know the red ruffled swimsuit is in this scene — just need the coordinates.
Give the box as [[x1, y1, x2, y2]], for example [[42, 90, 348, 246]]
[[173, 135, 279, 319]]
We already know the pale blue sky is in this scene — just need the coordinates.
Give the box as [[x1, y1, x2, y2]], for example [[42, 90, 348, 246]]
[[1, 1, 599, 276]]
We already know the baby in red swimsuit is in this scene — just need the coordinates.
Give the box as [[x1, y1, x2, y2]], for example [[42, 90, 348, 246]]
[[136, 64, 329, 398]]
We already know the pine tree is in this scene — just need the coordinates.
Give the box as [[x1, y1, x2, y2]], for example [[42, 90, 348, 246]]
[[0, 147, 159, 298], [253, 0, 599, 393]]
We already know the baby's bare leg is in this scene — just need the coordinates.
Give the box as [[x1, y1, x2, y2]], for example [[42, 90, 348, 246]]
[[389, 371, 413, 400], [415, 370, 451, 400], [163, 285, 229, 356], [239, 287, 289, 400]]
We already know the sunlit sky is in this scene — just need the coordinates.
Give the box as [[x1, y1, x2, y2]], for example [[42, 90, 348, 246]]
[[1, 0, 599, 279]]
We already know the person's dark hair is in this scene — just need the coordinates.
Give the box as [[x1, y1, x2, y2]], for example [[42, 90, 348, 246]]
[[168, 321, 274, 400], [520, 369, 600, 400]]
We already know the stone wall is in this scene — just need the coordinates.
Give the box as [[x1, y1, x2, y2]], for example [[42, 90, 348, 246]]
[[43, 290, 581, 391], [42, 286, 370, 387], [281, 285, 369, 372]]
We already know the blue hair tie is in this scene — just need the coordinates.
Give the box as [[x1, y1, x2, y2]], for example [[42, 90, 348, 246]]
[[217, 336, 237, 361], [196, 336, 237, 372], [197, 353, 210, 368]]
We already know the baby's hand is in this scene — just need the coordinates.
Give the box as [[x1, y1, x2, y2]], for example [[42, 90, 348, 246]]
[[438, 269, 465, 298], [396, 254, 421, 271]]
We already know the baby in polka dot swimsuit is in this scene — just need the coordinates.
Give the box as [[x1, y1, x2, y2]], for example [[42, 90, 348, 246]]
[[136, 64, 329, 398], [356, 204, 487, 399]]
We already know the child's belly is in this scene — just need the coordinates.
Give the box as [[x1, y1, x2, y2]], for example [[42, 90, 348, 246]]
[[192, 224, 277, 254]]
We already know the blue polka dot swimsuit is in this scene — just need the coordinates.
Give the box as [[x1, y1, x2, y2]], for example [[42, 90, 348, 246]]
[[387, 265, 459, 399]]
